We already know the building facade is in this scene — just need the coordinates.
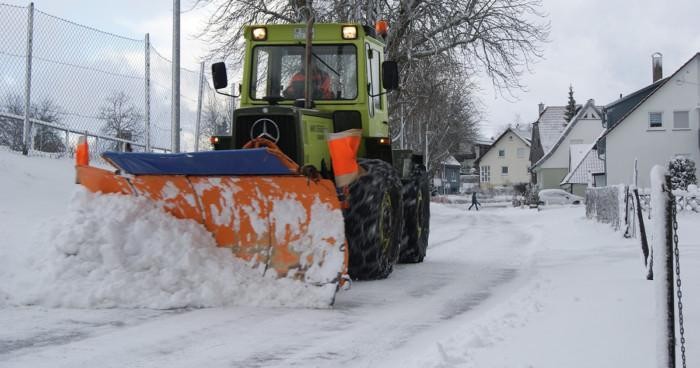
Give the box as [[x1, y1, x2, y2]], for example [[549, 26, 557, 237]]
[[479, 128, 531, 189], [601, 53, 700, 188]]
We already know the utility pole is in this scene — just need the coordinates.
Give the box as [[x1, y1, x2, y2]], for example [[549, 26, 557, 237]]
[[144, 33, 151, 152], [171, 0, 180, 152]]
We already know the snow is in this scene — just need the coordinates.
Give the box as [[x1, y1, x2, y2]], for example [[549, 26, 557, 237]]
[[1, 149, 699, 367], [0, 150, 336, 309]]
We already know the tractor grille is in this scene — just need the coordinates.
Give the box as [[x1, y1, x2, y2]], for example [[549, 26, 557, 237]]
[[234, 115, 300, 164]]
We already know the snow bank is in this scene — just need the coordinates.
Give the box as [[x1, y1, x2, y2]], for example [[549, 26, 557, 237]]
[[2, 190, 336, 309]]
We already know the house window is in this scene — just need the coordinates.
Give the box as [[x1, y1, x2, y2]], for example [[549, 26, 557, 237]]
[[649, 112, 663, 128], [501, 166, 508, 175], [516, 147, 526, 158], [509, 135, 513, 141], [673, 111, 690, 129], [498, 149, 505, 158], [480, 166, 490, 182]]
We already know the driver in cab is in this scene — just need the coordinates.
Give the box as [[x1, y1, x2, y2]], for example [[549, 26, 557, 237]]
[[283, 60, 334, 100]]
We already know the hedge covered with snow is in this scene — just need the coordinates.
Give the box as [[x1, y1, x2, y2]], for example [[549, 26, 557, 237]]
[[585, 185, 626, 230]]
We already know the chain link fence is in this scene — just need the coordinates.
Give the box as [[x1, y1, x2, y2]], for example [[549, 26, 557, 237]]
[[0, 3, 233, 162]]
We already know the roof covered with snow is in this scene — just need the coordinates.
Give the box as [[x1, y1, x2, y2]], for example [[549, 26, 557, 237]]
[[531, 99, 602, 169], [561, 143, 605, 185], [511, 126, 532, 145], [442, 155, 461, 166], [569, 144, 589, 167], [536, 106, 568, 154]]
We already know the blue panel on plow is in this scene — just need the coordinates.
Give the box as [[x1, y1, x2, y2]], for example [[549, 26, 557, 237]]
[[102, 149, 296, 176]]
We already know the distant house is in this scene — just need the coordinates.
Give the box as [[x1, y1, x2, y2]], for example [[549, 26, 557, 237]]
[[561, 140, 606, 192], [531, 99, 605, 195], [478, 127, 531, 189], [529, 104, 568, 189], [454, 138, 493, 173], [434, 156, 461, 194], [597, 53, 700, 188]]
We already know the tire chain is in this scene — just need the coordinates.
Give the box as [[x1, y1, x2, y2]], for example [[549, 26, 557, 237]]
[[345, 159, 403, 280]]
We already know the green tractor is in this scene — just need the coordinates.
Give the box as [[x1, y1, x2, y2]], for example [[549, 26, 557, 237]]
[[210, 22, 430, 280]]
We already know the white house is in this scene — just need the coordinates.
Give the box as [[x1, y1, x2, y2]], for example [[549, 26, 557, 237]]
[[478, 127, 531, 189], [599, 53, 700, 188], [528, 105, 567, 188], [531, 99, 605, 195]]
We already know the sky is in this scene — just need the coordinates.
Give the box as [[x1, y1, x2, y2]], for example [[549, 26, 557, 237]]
[[7, 0, 700, 140]]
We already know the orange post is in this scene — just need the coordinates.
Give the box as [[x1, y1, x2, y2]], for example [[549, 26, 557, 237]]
[[327, 129, 362, 188], [76, 135, 89, 166], [75, 135, 89, 184]]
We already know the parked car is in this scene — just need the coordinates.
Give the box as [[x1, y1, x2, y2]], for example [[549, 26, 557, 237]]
[[538, 189, 583, 205]]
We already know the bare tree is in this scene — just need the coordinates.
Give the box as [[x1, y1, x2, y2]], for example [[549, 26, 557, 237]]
[[98, 91, 144, 148], [395, 57, 480, 170], [0, 94, 65, 153], [0, 94, 25, 151], [198, 96, 231, 149], [31, 98, 65, 153], [196, 0, 548, 91]]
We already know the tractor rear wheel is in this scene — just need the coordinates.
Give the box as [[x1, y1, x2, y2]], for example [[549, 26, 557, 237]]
[[399, 165, 431, 263], [345, 159, 404, 280]]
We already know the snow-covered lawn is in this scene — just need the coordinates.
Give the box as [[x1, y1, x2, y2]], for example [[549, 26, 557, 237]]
[[0, 149, 698, 367]]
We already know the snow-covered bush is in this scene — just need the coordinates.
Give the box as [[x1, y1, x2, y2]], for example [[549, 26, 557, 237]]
[[668, 156, 697, 190], [586, 185, 625, 230]]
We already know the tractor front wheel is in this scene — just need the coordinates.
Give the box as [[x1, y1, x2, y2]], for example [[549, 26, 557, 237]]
[[345, 159, 404, 280]]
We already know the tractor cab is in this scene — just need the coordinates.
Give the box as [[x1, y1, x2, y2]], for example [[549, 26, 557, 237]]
[[210, 23, 399, 173]]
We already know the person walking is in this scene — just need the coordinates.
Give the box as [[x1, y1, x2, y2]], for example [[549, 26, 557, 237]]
[[468, 191, 481, 211]]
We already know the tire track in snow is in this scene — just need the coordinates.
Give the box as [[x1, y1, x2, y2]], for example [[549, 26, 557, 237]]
[[0, 204, 540, 368]]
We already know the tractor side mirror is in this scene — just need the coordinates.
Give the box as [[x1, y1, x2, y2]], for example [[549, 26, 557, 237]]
[[212, 62, 228, 90], [382, 61, 399, 90]]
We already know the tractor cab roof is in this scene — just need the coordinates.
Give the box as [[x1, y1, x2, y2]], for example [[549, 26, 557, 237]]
[[244, 23, 384, 44]]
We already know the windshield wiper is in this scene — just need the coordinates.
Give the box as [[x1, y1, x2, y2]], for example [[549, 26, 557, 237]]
[[311, 53, 340, 76]]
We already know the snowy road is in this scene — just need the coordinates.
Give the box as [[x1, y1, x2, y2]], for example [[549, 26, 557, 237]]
[[0, 204, 538, 368], [1, 152, 699, 367]]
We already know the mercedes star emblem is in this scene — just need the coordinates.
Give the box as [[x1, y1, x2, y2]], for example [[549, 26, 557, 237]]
[[250, 118, 281, 143]]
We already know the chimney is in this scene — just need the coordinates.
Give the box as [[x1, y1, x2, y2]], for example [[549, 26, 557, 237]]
[[538, 102, 544, 115], [652, 52, 663, 83]]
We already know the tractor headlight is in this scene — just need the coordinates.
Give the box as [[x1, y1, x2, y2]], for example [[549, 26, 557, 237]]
[[252, 27, 267, 41], [341, 25, 357, 40]]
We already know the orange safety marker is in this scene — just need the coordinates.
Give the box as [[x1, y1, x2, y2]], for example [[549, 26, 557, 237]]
[[375, 20, 388, 37], [327, 129, 362, 188], [75, 135, 89, 184], [76, 135, 89, 166]]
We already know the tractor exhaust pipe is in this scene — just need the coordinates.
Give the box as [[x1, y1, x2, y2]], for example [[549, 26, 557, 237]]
[[304, 14, 314, 109]]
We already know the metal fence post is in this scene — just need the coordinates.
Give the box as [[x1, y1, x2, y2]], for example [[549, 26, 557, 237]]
[[663, 174, 676, 368], [171, 0, 180, 153], [194, 61, 205, 152], [653, 167, 675, 368], [144, 33, 151, 152], [22, 2, 35, 155]]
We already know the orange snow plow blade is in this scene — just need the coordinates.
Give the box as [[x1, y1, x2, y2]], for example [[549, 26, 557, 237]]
[[75, 155, 348, 288]]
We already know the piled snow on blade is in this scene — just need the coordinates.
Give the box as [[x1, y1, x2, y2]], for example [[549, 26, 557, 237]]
[[3, 190, 337, 309]]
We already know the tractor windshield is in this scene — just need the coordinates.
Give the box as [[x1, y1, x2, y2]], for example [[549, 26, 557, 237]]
[[250, 44, 357, 101]]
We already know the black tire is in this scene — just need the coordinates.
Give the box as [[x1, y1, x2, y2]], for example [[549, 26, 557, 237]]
[[399, 165, 431, 263], [345, 159, 404, 280]]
